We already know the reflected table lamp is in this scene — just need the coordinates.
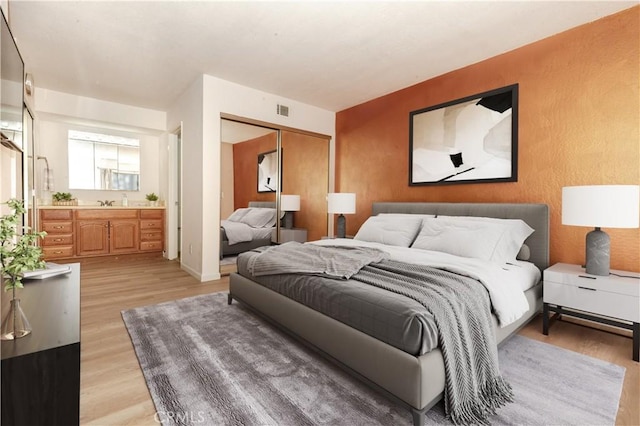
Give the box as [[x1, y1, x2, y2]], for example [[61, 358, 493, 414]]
[[281, 194, 300, 229], [562, 185, 640, 276], [327, 193, 356, 238]]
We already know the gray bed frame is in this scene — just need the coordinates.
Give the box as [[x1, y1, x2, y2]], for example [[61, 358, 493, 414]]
[[229, 202, 549, 425], [220, 201, 276, 258]]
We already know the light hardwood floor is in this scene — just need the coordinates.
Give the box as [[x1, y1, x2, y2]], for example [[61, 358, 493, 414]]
[[79, 255, 639, 425]]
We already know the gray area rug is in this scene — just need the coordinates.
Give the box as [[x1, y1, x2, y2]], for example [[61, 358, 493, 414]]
[[122, 292, 625, 425]]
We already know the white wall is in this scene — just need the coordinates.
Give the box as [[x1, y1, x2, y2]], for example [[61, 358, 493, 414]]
[[167, 76, 204, 278], [35, 89, 165, 131], [32, 88, 167, 205], [168, 74, 335, 281]]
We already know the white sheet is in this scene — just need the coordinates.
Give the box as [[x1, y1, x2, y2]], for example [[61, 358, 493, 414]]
[[311, 238, 539, 327], [222, 221, 275, 245], [221, 220, 253, 245]]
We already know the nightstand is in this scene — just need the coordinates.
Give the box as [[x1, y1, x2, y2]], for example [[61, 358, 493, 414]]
[[543, 263, 639, 361], [277, 228, 307, 243]]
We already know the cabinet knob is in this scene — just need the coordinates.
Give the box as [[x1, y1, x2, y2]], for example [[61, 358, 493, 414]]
[[54, 226, 63, 229]]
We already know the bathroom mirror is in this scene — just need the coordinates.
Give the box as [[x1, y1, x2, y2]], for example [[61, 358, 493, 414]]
[[68, 130, 140, 191]]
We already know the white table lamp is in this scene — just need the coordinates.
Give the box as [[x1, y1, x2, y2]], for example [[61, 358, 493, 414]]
[[327, 193, 356, 238], [562, 185, 640, 276], [281, 194, 300, 229]]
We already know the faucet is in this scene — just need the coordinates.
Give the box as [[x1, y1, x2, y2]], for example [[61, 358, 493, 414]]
[[98, 200, 115, 206]]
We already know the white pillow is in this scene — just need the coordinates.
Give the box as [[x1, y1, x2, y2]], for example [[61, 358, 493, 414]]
[[227, 208, 250, 222], [438, 215, 534, 261], [354, 215, 423, 247], [239, 208, 277, 228], [411, 216, 533, 264]]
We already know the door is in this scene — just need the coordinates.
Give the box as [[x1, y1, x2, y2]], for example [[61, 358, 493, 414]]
[[167, 124, 182, 260], [76, 220, 109, 256], [110, 219, 139, 254]]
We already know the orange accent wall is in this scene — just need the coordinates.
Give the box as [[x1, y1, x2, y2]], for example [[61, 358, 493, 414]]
[[281, 130, 329, 241], [335, 7, 639, 272], [232, 131, 330, 241], [233, 133, 277, 209]]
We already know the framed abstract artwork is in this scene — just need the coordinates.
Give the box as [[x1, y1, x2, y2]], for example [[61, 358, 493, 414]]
[[409, 84, 518, 186], [257, 149, 280, 193]]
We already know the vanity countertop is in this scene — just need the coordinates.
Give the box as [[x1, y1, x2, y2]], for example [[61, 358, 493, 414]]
[[39, 205, 165, 210]]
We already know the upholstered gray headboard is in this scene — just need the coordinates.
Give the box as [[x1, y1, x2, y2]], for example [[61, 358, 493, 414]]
[[248, 201, 276, 208], [372, 202, 549, 271]]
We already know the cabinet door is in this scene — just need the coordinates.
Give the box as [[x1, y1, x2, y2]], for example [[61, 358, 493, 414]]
[[76, 221, 109, 256], [110, 220, 140, 254]]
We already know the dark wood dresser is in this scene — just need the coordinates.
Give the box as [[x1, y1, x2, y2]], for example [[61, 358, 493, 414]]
[[1, 263, 80, 425]]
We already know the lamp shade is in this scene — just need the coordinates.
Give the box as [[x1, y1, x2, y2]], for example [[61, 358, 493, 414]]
[[327, 193, 356, 214], [562, 185, 640, 228], [281, 194, 300, 212]]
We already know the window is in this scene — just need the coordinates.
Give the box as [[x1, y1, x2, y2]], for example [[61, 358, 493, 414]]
[[68, 130, 140, 191]]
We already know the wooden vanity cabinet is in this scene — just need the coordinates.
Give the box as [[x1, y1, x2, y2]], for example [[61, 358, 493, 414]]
[[39, 208, 163, 260], [75, 220, 109, 257], [40, 209, 75, 260], [139, 209, 164, 252], [111, 219, 140, 254], [76, 209, 139, 256]]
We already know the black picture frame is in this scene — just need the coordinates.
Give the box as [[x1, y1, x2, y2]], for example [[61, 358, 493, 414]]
[[409, 84, 518, 186], [257, 149, 280, 193]]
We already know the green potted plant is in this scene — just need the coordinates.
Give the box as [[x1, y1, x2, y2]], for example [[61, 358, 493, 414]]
[[0, 199, 46, 340], [146, 192, 159, 207], [52, 192, 76, 206]]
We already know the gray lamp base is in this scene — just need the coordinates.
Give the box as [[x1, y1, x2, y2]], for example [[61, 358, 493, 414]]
[[585, 227, 610, 276], [284, 212, 294, 229], [337, 214, 346, 238]]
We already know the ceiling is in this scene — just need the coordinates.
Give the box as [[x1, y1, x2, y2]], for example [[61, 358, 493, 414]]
[[8, 1, 637, 113], [221, 119, 276, 144]]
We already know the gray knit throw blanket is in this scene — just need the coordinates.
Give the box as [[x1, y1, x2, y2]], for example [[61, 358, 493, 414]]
[[353, 260, 514, 425], [246, 242, 388, 279]]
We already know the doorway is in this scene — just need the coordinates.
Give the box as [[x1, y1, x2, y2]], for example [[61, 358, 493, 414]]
[[167, 124, 182, 261]]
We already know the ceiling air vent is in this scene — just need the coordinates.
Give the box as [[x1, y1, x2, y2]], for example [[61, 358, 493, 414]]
[[276, 104, 289, 117]]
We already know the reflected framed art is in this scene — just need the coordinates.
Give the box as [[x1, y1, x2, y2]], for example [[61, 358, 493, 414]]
[[257, 149, 279, 193]]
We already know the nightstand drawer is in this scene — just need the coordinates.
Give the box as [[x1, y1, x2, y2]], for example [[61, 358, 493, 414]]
[[545, 266, 639, 297], [544, 281, 639, 323]]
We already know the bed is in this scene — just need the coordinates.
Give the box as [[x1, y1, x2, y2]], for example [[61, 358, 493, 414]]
[[229, 202, 549, 425], [220, 201, 276, 258]]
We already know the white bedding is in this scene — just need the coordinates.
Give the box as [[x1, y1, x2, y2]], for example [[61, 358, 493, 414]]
[[221, 220, 273, 245], [312, 238, 540, 327]]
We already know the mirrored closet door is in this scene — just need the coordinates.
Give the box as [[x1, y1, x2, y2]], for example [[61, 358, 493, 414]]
[[219, 118, 330, 273]]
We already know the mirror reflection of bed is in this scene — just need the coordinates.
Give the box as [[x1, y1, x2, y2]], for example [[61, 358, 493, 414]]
[[219, 118, 329, 274], [220, 201, 277, 275]]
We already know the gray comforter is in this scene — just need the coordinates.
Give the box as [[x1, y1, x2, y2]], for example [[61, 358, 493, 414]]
[[244, 243, 513, 425]]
